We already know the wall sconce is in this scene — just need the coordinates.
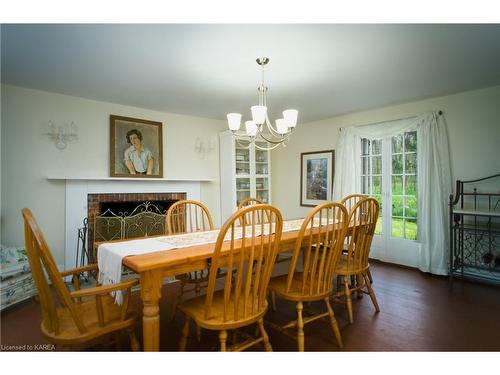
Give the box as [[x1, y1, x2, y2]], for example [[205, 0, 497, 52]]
[[46, 121, 78, 150], [195, 137, 215, 159]]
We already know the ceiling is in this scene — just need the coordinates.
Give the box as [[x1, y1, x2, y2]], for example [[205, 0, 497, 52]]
[[2, 24, 500, 123]]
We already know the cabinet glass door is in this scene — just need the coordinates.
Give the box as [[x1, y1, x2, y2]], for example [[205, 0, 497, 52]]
[[254, 142, 269, 175], [255, 177, 269, 203], [236, 177, 251, 206], [235, 147, 250, 175]]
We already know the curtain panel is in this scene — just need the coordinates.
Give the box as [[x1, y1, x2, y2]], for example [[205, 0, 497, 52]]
[[333, 112, 452, 275]]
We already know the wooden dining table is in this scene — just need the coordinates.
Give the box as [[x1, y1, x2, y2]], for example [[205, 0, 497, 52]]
[[105, 218, 352, 351]]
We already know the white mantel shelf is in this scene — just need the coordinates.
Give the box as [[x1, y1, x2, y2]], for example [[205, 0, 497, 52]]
[[47, 176, 215, 182]]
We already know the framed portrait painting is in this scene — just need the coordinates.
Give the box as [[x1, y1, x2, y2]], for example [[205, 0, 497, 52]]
[[300, 150, 335, 207], [110, 115, 163, 178]]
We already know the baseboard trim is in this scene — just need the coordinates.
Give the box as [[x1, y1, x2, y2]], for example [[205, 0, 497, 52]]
[[368, 257, 420, 272]]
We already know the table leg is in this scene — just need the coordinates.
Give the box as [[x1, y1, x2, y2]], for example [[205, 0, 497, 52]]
[[140, 270, 163, 351]]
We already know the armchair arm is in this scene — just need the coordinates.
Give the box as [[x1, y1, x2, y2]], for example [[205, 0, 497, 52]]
[[61, 264, 98, 277], [70, 278, 139, 298]]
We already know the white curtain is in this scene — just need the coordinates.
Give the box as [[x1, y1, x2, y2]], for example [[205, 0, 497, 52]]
[[333, 112, 452, 275]]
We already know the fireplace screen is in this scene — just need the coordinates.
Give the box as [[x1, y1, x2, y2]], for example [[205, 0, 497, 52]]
[[94, 202, 166, 251]]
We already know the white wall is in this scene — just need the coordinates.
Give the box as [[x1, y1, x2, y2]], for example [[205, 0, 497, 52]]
[[1, 84, 226, 262], [272, 85, 500, 220]]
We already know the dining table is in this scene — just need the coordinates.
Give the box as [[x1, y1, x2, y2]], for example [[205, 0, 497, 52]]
[[98, 218, 349, 351]]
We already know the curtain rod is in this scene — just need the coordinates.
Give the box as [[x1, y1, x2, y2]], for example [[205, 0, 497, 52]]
[[339, 110, 443, 131]]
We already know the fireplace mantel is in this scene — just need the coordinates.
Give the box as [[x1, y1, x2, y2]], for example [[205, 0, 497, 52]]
[[47, 176, 215, 182]]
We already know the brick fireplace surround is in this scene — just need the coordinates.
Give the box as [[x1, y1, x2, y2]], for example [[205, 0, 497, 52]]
[[87, 192, 187, 255], [87, 192, 187, 218]]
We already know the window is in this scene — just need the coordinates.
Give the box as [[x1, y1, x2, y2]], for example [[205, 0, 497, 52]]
[[361, 131, 418, 240]]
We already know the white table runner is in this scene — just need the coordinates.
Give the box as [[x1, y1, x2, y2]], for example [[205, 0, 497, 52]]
[[97, 218, 330, 303]]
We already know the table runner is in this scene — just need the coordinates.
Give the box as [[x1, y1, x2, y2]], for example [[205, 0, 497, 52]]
[[98, 218, 331, 303]]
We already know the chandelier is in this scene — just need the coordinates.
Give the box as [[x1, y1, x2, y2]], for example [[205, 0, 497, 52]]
[[226, 57, 298, 150]]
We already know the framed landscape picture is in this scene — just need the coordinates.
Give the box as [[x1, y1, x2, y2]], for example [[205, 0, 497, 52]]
[[110, 115, 163, 178], [300, 150, 335, 207]]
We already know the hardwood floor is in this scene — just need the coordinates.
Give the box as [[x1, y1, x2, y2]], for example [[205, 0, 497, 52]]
[[1, 261, 500, 351]]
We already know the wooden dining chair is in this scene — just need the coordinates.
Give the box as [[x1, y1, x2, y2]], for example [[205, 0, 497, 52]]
[[341, 194, 368, 214], [237, 197, 267, 227], [166, 199, 215, 235], [166, 199, 215, 299], [332, 197, 380, 324], [178, 204, 283, 351], [267, 202, 348, 351], [166, 199, 216, 341], [239, 198, 293, 269], [22, 208, 140, 351], [340, 194, 372, 292]]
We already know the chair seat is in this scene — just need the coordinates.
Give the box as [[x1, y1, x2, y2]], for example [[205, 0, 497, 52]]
[[334, 255, 370, 276], [42, 294, 139, 345], [268, 273, 331, 302], [178, 290, 268, 330]]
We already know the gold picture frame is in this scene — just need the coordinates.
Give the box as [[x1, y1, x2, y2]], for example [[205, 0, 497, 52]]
[[110, 115, 163, 178]]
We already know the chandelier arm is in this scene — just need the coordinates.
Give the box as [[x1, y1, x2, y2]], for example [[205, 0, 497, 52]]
[[254, 137, 283, 151], [234, 137, 253, 149], [234, 132, 281, 151], [263, 113, 284, 138], [254, 141, 282, 151], [257, 131, 287, 145]]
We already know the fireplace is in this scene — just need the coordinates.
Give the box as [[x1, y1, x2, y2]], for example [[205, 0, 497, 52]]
[[87, 192, 186, 261], [61, 178, 205, 272]]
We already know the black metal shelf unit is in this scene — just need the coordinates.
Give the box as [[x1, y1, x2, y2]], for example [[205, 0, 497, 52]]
[[449, 173, 500, 286]]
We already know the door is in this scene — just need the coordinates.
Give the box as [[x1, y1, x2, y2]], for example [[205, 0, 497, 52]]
[[361, 131, 419, 267]]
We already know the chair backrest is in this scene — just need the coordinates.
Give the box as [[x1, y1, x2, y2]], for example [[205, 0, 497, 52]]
[[341, 194, 368, 214], [237, 198, 265, 224], [237, 197, 262, 209], [285, 202, 348, 298], [204, 204, 283, 322], [166, 199, 215, 234], [342, 197, 379, 273], [22, 208, 88, 336], [340, 194, 368, 253]]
